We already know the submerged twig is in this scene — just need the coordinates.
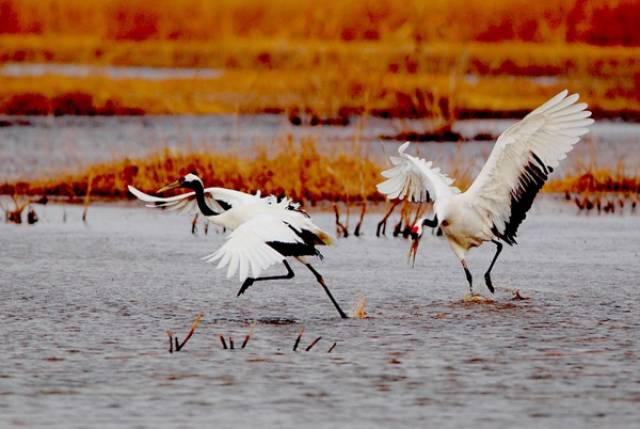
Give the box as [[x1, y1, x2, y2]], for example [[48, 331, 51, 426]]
[[219, 335, 228, 350], [173, 313, 203, 352], [327, 342, 337, 353], [305, 337, 322, 351], [241, 321, 257, 349], [167, 330, 174, 354], [293, 327, 304, 351], [82, 174, 93, 223]]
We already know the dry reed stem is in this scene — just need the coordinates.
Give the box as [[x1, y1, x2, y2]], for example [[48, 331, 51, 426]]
[[172, 313, 203, 352], [219, 335, 228, 350], [305, 337, 322, 352], [241, 321, 257, 349], [292, 327, 304, 352], [166, 330, 174, 353], [81, 173, 93, 223]]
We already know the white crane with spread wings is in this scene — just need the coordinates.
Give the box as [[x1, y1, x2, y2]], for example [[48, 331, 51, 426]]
[[377, 90, 594, 295], [129, 174, 348, 318]]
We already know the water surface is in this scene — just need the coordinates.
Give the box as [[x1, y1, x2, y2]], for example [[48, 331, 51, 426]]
[[1, 201, 638, 428]]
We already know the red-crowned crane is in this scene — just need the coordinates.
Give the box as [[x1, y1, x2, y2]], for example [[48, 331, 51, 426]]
[[128, 174, 348, 318], [377, 90, 594, 296]]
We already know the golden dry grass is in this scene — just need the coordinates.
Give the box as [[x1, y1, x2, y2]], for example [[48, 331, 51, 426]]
[[2, 0, 638, 45], [1, 138, 383, 202], [1, 46, 638, 118], [1, 1, 639, 118], [3, 138, 637, 204]]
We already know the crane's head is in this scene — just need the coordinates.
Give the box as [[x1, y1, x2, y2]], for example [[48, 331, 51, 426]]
[[157, 172, 203, 193], [408, 221, 424, 267]]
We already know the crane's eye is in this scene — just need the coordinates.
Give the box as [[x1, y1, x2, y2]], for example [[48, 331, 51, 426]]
[[441, 219, 450, 227]]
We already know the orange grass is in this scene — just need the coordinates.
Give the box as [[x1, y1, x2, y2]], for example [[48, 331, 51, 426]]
[[1, 0, 639, 46], [3, 138, 637, 203], [1, 56, 638, 118], [1, 1, 639, 118], [1, 138, 383, 202], [546, 169, 640, 195]]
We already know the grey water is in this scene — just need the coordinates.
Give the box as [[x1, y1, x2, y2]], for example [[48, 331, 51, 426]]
[[1, 115, 639, 181], [1, 201, 639, 428]]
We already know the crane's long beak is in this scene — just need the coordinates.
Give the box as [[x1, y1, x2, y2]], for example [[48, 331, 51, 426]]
[[408, 235, 421, 268], [157, 179, 181, 193]]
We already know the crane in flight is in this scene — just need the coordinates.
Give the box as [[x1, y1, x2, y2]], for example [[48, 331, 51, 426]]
[[377, 90, 594, 296]]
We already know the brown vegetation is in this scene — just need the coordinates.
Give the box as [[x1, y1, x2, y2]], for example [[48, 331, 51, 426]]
[[1, 0, 638, 46], [3, 137, 637, 207], [0, 138, 383, 203], [0, 1, 639, 118]]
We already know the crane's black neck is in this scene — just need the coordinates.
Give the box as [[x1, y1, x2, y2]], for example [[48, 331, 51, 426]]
[[192, 182, 219, 217]]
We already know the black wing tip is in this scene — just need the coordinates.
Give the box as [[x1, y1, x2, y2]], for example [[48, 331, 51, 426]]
[[266, 241, 319, 258], [498, 151, 549, 243]]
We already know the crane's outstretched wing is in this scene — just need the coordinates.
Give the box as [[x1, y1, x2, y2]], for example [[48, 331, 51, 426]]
[[377, 142, 460, 203], [203, 214, 317, 282], [128, 185, 260, 214], [466, 90, 594, 244]]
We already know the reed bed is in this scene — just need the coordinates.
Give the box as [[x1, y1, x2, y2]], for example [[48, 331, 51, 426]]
[[0, 138, 383, 202], [0, 70, 636, 122], [3, 138, 638, 206], [1, 0, 639, 118], [1, 0, 638, 46]]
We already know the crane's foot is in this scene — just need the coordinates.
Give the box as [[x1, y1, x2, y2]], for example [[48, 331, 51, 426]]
[[463, 293, 494, 303], [484, 273, 495, 294], [237, 278, 255, 297], [511, 289, 530, 300]]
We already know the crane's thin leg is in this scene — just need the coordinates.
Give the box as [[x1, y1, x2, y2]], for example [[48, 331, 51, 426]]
[[237, 260, 295, 297], [461, 259, 473, 294], [421, 216, 438, 228], [353, 202, 367, 237], [333, 203, 349, 237], [298, 259, 348, 319], [376, 200, 399, 237], [484, 240, 502, 294], [191, 213, 198, 234]]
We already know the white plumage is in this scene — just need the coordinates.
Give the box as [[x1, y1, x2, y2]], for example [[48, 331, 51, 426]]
[[129, 173, 347, 318], [377, 90, 594, 295], [204, 215, 293, 280], [127, 184, 263, 214]]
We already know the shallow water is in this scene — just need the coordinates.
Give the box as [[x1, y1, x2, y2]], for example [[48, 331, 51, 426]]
[[1, 200, 639, 428], [1, 115, 638, 181]]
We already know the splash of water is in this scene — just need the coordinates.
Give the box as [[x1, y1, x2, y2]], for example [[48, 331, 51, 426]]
[[350, 292, 369, 319]]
